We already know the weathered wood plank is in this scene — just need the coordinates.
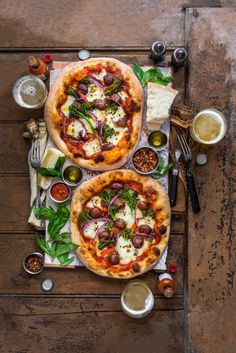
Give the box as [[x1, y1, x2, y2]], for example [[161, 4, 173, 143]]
[[0, 232, 184, 296], [0, 123, 30, 174], [0, 297, 184, 353], [186, 8, 236, 353], [0, 0, 184, 48]]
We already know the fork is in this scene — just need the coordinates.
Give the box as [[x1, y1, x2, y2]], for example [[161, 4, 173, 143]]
[[176, 127, 201, 213], [30, 139, 41, 215]]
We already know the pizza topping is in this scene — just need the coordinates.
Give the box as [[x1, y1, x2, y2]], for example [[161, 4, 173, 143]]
[[101, 142, 114, 151], [142, 209, 155, 218], [105, 77, 123, 95], [101, 124, 115, 142], [69, 103, 96, 134], [114, 218, 127, 230], [137, 200, 149, 210], [132, 235, 144, 249], [98, 230, 112, 239], [87, 76, 103, 87], [82, 138, 101, 157], [89, 207, 104, 218], [112, 197, 125, 209], [153, 247, 160, 256], [115, 117, 128, 128], [93, 99, 107, 110], [120, 228, 133, 240], [118, 188, 137, 211], [103, 73, 114, 86], [61, 95, 76, 117], [137, 216, 155, 230], [77, 82, 88, 95], [115, 236, 136, 264], [82, 218, 110, 239], [66, 86, 79, 99], [158, 225, 167, 235], [138, 224, 152, 234], [66, 120, 88, 141], [98, 237, 115, 250], [132, 263, 140, 272], [87, 84, 105, 102], [108, 252, 120, 265], [111, 182, 124, 191], [78, 209, 92, 227]]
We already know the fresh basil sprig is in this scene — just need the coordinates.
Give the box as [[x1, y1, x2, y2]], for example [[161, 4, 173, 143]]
[[133, 63, 173, 87], [151, 157, 173, 180], [34, 204, 78, 266], [38, 156, 66, 177]]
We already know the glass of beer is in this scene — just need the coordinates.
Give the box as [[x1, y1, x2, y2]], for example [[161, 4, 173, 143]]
[[12, 75, 48, 109], [190, 109, 227, 145], [121, 280, 154, 318]]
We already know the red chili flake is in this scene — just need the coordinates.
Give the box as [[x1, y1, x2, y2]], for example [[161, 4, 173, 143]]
[[169, 264, 177, 274]]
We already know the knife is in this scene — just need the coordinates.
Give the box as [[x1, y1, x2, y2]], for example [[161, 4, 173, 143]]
[[169, 148, 181, 207]]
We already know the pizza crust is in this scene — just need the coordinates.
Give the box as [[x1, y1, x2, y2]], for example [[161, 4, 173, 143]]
[[70, 169, 171, 279], [45, 58, 143, 171]]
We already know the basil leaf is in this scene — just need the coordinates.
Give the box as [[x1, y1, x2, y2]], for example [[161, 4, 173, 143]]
[[54, 156, 66, 172], [133, 63, 146, 87], [58, 253, 75, 266], [133, 63, 173, 87], [38, 167, 62, 177], [35, 234, 52, 256], [34, 207, 55, 220], [55, 243, 78, 257]]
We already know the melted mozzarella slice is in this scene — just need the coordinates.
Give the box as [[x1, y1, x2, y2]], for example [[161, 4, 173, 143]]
[[106, 106, 126, 123], [119, 90, 128, 100], [116, 204, 135, 229], [86, 195, 102, 208], [137, 216, 155, 230], [93, 70, 106, 81], [67, 120, 84, 138], [61, 95, 75, 117], [136, 240, 151, 257], [116, 236, 136, 264], [93, 108, 106, 122], [84, 220, 106, 239], [82, 139, 101, 157], [87, 84, 105, 102]]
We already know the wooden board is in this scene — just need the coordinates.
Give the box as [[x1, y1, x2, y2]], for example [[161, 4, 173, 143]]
[[0, 297, 184, 353], [186, 7, 236, 353]]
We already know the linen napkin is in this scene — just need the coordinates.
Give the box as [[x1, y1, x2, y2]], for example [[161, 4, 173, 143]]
[[23, 119, 48, 229]]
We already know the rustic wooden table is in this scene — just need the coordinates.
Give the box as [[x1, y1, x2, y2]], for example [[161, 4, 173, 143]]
[[0, 2, 235, 353]]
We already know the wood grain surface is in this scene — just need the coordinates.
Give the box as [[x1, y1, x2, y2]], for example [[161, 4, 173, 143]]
[[186, 8, 236, 353]]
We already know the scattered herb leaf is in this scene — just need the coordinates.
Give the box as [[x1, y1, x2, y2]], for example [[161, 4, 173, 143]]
[[118, 188, 137, 211], [105, 77, 123, 95], [38, 156, 66, 177], [78, 210, 92, 227], [121, 228, 133, 241], [102, 124, 115, 142], [142, 209, 155, 219], [133, 63, 173, 87], [151, 157, 173, 180], [98, 238, 115, 250]]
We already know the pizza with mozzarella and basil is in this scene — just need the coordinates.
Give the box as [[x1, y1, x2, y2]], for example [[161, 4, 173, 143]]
[[71, 170, 170, 278], [45, 58, 143, 171]]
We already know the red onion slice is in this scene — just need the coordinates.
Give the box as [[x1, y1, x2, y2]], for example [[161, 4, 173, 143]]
[[107, 97, 122, 106], [82, 217, 110, 232], [99, 119, 107, 136], [88, 76, 103, 87], [108, 194, 119, 210], [88, 111, 99, 129], [134, 232, 153, 239]]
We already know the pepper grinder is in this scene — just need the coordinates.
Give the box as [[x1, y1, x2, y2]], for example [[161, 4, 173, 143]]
[[150, 41, 166, 62]]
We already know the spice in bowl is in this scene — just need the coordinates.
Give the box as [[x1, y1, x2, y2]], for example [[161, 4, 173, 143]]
[[148, 130, 168, 150], [132, 147, 158, 174], [49, 181, 71, 203], [23, 252, 44, 275], [63, 165, 82, 186]]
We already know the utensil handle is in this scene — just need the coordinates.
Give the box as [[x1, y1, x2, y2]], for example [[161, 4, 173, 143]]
[[186, 171, 201, 213], [34, 186, 41, 218], [169, 173, 178, 207]]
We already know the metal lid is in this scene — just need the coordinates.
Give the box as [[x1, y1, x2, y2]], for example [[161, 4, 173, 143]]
[[78, 49, 91, 61], [164, 287, 174, 298], [42, 279, 54, 292], [196, 153, 207, 166]]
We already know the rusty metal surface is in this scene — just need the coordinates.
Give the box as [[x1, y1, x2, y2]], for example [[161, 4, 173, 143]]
[[186, 8, 236, 353]]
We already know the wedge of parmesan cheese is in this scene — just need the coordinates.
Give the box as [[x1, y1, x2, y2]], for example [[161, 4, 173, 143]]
[[146, 83, 178, 130], [37, 148, 64, 190]]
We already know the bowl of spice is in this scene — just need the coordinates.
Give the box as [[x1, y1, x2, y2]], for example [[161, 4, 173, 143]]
[[62, 165, 83, 187], [148, 130, 168, 151], [132, 147, 159, 174], [23, 252, 44, 275], [49, 181, 71, 203]]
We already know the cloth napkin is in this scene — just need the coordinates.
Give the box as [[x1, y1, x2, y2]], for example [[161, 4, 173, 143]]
[[23, 119, 48, 229]]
